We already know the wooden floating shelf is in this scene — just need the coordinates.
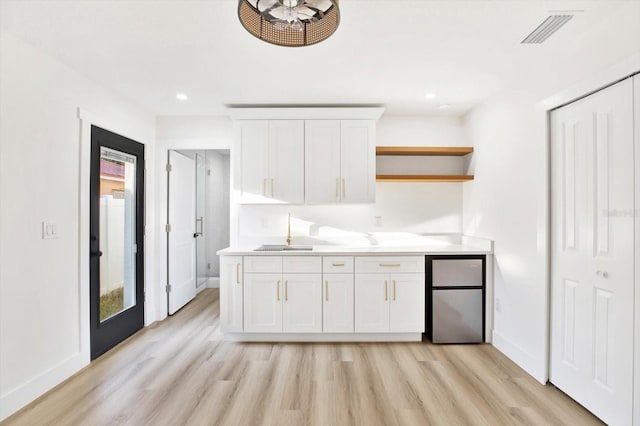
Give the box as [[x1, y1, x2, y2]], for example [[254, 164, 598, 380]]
[[376, 146, 474, 156], [376, 175, 474, 182]]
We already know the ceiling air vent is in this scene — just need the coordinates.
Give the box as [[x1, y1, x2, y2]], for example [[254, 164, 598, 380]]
[[521, 14, 573, 44]]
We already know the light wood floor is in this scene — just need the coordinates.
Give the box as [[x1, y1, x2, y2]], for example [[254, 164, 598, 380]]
[[3, 289, 601, 426]]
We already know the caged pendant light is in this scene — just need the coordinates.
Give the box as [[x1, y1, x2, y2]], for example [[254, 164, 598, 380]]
[[238, 0, 340, 47]]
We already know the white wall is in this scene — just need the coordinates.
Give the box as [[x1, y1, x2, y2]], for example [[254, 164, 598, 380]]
[[0, 31, 156, 420], [462, 90, 549, 382]]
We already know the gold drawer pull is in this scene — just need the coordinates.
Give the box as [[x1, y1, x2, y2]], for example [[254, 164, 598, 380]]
[[380, 263, 401, 267], [393, 280, 396, 301], [236, 263, 240, 284], [325, 280, 329, 301], [263, 178, 267, 196], [285, 280, 288, 301], [276, 280, 280, 301], [384, 280, 388, 301], [332, 263, 345, 267]]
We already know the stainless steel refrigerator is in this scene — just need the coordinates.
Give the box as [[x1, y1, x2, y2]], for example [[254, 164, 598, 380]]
[[426, 255, 485, 344]]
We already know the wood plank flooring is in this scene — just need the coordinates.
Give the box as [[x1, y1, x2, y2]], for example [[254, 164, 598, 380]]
[[3, 289, 602, 426]]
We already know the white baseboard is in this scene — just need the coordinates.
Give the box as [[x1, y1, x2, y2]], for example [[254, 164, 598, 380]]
[[492, 330, 546, 384], [207, 277, 220, 289], [223, 332, 423, 342], [0, 352, 88, 421]]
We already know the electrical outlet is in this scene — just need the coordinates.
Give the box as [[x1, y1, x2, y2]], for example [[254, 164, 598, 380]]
[[374, 216, 383, 227], [495, 298, 502, 313]]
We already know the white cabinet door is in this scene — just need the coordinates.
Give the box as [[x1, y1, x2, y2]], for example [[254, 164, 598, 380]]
[[305, 120, 341, 204], [340, 120, 375, 203], [389, 273, 425, 332], [244, 273, 282, 332], [235, 121, 269, 203], [269, 120, 304, 204], [323, 274, 354, 333], [550, 79, 634, 426], [355, 274, 389, 332], [283, 274, 322, 332], [220, 256, 243, 332]]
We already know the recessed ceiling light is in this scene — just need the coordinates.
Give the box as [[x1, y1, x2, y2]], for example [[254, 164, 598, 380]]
[[176, 93, 188, 101], [425, 92, 437, 100], [438, 104, 450, 110]]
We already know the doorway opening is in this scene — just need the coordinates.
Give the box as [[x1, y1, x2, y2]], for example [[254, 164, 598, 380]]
[[167, 149, 230, 314]]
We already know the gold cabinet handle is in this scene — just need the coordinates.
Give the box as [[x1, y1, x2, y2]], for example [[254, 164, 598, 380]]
[[325, 280, 329, 301], [393, 280, 396, 301], [335, 178, 339, 200], [271, 178, 274, 197], [384, 280, 388, 301], [277, 280, 280, 301], [332, 263, 345, 267], [285, 280, 288, 301], [263, 178, 267, 196], [379, 263, 401, 267], [342, 178, 346, 199], [236, 263, 240, 284]]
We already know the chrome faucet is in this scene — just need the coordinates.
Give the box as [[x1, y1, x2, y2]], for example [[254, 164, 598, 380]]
[[286, 212, 292, 246]]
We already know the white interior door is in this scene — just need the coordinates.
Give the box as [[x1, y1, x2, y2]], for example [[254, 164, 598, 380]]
[[168, 151, 197, 315], [550, 78, 634, 425]]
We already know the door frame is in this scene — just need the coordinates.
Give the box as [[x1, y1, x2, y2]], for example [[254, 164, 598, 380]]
[[78, 108, 151, 364], [90, 125, 145, 359]]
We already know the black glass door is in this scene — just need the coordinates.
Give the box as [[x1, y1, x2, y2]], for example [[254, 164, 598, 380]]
[[90, 125, 145, 359]]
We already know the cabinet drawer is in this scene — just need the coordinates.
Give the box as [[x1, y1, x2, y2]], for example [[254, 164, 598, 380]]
[[244, 256, 283, 273], [283, 256, 322, 273], [323, 256, 354, 273], [355, 256, 424, 273]]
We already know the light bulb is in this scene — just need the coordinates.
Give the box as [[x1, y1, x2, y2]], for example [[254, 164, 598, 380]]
[[283, 6, 295, 22]]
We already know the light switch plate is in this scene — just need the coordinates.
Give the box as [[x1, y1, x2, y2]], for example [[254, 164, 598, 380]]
[[42, 221, 58, 239]]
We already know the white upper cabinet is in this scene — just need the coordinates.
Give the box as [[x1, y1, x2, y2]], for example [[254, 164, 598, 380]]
[[340, 120, 376, 203], [305, 120, 341, 204], [234, 120, 304, 204], [305, 119, 376, 204]]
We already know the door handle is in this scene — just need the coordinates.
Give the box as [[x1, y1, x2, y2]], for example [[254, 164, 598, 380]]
[[90, 251, 103, 257], [393, 280, 396, 301], [325, 280, 329, 301], [285, 280, 288, 301], [195, 216, 204, 236], [342, 178, 346, 199], [271, 178, 275, 197], [596, 270, 609, 278], [379, 263, 401, 267], [384, 280, 388, 301], [236, 263, 240, 284], [263, 178, 267, 196], [276, 280, 280, 301]]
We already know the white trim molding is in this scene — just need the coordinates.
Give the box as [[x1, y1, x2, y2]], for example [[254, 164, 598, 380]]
[[227, 106, 386, 120]]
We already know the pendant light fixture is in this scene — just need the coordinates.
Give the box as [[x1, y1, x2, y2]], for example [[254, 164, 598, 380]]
[[238, 0, 340, 47]]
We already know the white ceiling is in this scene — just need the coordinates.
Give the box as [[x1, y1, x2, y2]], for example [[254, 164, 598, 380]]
[[1, 0, 639, 116]]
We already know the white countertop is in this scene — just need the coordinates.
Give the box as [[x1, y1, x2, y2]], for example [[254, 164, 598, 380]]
[[218, 243, 492, 256]]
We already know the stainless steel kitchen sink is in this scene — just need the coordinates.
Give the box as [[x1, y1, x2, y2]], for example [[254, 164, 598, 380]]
[[254, 244, 313, 251]]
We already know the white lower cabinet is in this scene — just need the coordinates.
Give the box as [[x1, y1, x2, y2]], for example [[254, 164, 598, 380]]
[[323, 273, 354, 333], [220, 256, 243, 332], [227, 254, 424, 336], [283, 274, 322, 332], [244, 273, 282, 332], [355, 272, 425, 333]]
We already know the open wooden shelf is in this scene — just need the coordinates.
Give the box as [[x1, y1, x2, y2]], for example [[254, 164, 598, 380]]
[[376, 174, 474, 182], [376, 146, 473, 156]]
